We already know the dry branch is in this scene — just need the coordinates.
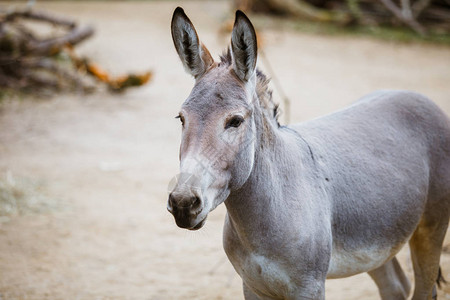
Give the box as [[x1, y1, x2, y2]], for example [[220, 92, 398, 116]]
[[4, 9, 76, 28], [26, 25, 94, 55], [0, 8, 151, 94], [379, 0, 426, 34]]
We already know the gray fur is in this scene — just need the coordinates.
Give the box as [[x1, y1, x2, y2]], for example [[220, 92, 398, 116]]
[[169, 8, 450, 300]]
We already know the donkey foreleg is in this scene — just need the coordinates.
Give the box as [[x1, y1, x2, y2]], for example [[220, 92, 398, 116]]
[[368, 256, 411, 300]]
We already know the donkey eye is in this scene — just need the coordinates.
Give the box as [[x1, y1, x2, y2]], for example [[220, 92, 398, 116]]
[[226, 116, 244, 129], [175, 114, 185, 126]]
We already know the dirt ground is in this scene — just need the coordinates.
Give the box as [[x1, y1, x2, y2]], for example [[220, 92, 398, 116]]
[[0, 1, 449, 299]]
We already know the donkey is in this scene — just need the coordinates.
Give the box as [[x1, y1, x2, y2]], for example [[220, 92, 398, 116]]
[[168, 7, 450, 300]]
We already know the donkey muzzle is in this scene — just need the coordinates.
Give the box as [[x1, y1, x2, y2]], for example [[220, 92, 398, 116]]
[[167, 191, 204, 230]]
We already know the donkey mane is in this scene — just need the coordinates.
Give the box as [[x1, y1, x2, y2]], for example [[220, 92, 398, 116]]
[[219, 49, 280, 127]]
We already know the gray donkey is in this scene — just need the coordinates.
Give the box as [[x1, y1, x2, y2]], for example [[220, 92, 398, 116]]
[[168, 7, 450, 300]]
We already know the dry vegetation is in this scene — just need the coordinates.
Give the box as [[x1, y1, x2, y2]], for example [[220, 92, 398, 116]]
[[235, 0, 450, 35], [0, 8, 152, 95]]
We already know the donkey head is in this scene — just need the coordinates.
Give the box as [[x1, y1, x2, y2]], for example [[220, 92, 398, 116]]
[[168, 7, 260, 230]]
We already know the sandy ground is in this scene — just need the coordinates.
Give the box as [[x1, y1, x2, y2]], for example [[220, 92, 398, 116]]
[[0, 1, 450, 299]]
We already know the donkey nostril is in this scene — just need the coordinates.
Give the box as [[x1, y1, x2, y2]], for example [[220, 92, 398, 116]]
[[168, 193, 176, 212], [191, 196, 201, 209]]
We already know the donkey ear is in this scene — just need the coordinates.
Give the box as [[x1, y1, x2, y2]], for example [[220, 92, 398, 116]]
[[171, 7, 214, 79], [231, 10, 257, 82]]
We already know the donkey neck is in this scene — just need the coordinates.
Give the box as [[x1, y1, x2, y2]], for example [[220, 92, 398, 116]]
[[224, 100, 321, 247]]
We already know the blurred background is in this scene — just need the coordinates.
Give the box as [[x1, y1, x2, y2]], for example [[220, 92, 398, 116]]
[[0, 0, 449, 299]]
